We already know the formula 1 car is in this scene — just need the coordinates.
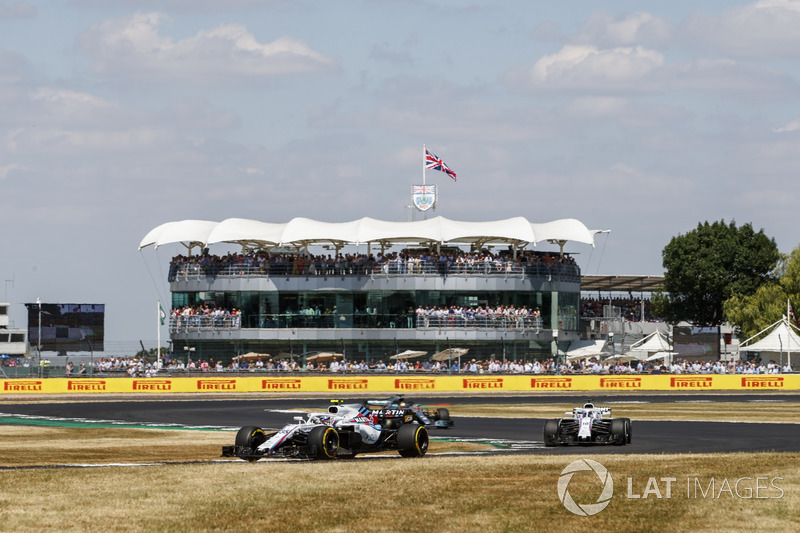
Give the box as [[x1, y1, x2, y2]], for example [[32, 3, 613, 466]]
[[221, 401, 429, 461], [543, 402, 631, 446], [362, 396, 453, 429]]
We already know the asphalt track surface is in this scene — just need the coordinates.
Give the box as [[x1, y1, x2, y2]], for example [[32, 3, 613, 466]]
[[3, 394, 800, 455]]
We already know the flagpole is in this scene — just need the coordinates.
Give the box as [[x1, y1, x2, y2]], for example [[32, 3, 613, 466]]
[[157, 299, 162, 366], [422, 144, 426, 186]]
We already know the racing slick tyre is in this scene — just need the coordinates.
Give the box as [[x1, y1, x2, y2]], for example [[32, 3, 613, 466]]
[[434, 408, 450, 421], [397, 424, 429, 457], [543, 419, 560, 447], [235, 426, 267, 462], [308, 426, 339, 460], [622, 418, 632, 443], [610, 419, 627, 445]]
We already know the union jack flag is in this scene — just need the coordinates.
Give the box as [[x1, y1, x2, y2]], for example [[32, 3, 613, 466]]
[[425, 148, 457, 181]]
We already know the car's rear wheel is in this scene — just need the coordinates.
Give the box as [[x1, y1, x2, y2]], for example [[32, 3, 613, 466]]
[[610, 419, 627, 445], [235, 426, 267, 462], [543, 419, 560, 446], [308, 426, 339, 459], [622, 418, 632, 443], [397, 424, 429, 457]]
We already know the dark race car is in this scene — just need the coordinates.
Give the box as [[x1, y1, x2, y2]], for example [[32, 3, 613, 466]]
[[543, 402, 631, 446], [362, 396, 453, 428], [221, 400, 429, 461]]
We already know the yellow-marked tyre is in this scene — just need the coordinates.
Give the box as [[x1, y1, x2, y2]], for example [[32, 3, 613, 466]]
[[309, 426, 339, 459], [235, 426, 266, 462], [397, 424, 429, 458]]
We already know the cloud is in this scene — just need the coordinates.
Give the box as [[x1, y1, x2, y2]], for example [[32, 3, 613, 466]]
[[0, 162, 27, 179], [575, 11, 672, 47], [75, 12, 338, 84], [74, 0, 282, 10], [774, 119, 800, 133], [0, 1, 36, 19], [504, 44, 664, 92], [685, 0, 800, 58]]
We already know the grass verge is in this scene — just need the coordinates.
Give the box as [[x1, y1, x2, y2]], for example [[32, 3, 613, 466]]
[[0, 448, 796, 532]]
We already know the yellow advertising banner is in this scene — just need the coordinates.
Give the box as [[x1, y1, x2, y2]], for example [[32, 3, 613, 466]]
[[1, 374, 797, 394]]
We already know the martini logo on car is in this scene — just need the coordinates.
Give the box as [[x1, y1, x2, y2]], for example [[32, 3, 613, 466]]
[[3, 380, 43, 392], [261, 379, 302, 390], [531, 377, 572, 389], [394, 378, 436, 390], [328, 379, 369, 390], [599, 377, 642, 389], [196, 379, 237, 391], [132, 379, 172, 391], [67, 379, 107, 391], [670, 376, 714, 388], [741, 376, 784, 388], [558, 459, 614, 516], [462, 378, 503, 389]]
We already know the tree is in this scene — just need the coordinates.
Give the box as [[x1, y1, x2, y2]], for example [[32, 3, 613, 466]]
[[654, 220, 780, 326], [724, 245, 800, 339]]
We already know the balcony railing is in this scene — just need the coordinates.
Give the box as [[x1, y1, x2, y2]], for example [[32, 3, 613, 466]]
[[168, 260, 579, 284], [169, 313, 544, 333]]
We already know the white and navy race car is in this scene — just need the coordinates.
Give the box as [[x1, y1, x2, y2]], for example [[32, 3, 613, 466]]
[[221, 400, 429, 461], [362, 396, 453, 429], [543, 402, 631, 446]]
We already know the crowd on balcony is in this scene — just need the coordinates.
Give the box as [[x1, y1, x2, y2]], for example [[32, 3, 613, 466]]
[[170, 306, 242, 328], [414, 305, 543, 329], [169, 248, 577, 278]]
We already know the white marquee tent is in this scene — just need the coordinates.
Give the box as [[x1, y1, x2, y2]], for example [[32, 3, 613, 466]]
[[628, 331, 671, 354], [565, 340, 608, 361], [738, 318, 800, 365]]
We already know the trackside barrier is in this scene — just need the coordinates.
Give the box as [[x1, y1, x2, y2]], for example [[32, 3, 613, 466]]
[[0, 374, 798, 394]]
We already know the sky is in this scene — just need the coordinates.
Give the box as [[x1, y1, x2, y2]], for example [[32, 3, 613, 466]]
[[2, 0, 800, 354]]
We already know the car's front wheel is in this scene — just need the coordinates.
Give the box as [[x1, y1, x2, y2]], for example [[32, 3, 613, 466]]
[[308, 426, 339, 459], [397, 424, 429, 457], [434, 408, 450, 421], [235, 426, 267, 462]]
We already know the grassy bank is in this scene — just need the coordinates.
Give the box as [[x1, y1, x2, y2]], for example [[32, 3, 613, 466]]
[[0, 450, 796, 532]]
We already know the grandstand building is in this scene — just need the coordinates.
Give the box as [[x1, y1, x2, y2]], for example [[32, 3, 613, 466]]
[[0, 302, 27, 358], [140, 217, 608, 364]]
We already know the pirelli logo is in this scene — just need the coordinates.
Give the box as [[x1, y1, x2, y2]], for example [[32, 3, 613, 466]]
[[530, 377, 572, 389], [741, 376, 784, 388], [132, 379, 172, 391], [599, 377, 642, 389], [394, 378, 436, 390], [328, 379, 369, 390], [196, 379, 237, 391], [67, 379, 107, 391], [261, 379, 302, 390], [670, 376, 714, 388], [3, 380, 43, 392], [462, 378, 504, 389]]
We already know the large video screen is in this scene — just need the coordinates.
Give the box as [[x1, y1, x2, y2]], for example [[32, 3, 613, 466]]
[[673, 326, 719, 361], [25, 303, 105, 352]]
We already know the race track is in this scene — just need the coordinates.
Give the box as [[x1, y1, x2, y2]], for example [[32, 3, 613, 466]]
[[3, 394, 800, 455]]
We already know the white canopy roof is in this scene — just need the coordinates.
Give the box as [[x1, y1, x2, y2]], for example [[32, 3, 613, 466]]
[[738, 319, 800, 354], [627, 331, 672, 355], [138, 216, 602, 251], [565, 340, 608, 361]]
